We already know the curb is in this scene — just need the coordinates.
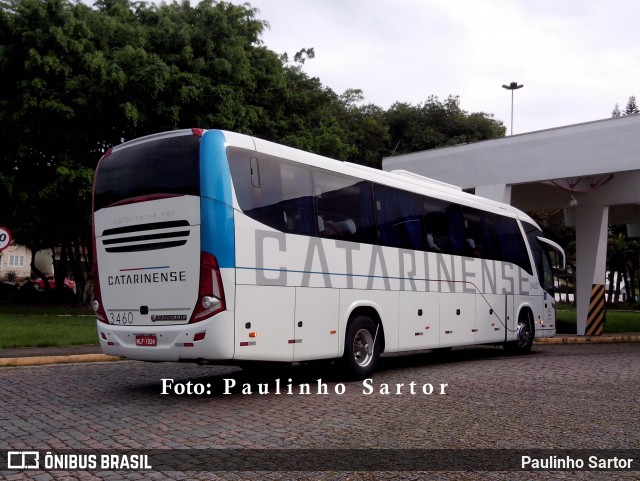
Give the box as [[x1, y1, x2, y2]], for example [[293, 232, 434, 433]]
[[0, 354, 123, 368], [2, 335, 639, 367], [535, 335, 640, 344]]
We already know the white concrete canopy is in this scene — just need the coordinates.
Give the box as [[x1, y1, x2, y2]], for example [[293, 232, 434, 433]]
[[383, 114, 640, 335]]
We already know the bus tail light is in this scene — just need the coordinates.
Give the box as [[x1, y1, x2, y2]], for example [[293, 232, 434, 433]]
[[91, 210, 108, 324], [190, 252, 226, 323], [92, 262, 108, 324]]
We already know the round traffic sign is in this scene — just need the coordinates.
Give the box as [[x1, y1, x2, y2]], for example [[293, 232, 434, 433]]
[[0, 226, 12, 252]]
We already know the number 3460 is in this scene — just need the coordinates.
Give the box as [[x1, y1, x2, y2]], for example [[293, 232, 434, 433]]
[[109, 312, 134, 324]]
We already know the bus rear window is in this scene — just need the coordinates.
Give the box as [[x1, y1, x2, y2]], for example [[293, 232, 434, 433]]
[[94, 134, 200, 211]]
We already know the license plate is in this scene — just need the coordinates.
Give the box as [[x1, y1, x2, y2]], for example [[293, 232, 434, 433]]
[[135, 335, 157, 347]]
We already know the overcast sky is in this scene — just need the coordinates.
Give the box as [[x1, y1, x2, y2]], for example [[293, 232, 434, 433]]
[[239, 0, 640, 135]]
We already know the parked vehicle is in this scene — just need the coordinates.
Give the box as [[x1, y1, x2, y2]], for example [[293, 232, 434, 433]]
[[32, 276, 77, 294]]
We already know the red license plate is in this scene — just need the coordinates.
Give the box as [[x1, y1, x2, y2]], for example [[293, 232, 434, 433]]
[[136, 335, 157, 347]]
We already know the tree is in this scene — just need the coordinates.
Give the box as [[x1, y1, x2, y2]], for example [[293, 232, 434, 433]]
[[338, 90, 390, 168], [611, 96, 638, 117], [612, 103, 622, 117], [268, 51, 360, 161], [383, 95, 505, 156], [607, 232, 635, 304], [625, 95, 639, 115]]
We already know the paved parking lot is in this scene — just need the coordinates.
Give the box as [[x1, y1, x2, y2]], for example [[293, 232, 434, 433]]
[[1, 343, 639, 480]]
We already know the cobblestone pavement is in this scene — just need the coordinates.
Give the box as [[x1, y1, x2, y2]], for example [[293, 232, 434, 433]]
[[1, 343, 639, 481]]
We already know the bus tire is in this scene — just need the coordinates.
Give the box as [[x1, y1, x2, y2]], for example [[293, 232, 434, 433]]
[[343, 315, 381, 379], [504, 310, 534, 354]]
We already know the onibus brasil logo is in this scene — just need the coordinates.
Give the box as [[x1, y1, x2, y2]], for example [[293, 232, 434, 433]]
[[6, 451, 152, 470]]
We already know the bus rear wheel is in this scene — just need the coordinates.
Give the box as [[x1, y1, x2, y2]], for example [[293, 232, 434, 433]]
[[343, 315, 381, 379], [504, 311, 534, 354]]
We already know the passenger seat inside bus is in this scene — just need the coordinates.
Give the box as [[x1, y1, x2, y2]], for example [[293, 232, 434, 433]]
[[318, 216, 357, 238]]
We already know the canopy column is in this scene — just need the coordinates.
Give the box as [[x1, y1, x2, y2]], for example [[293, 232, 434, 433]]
[[575, 205, 609, 335], [475, 184, 511, 204]]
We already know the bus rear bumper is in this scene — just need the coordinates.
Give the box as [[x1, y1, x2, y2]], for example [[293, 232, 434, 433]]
[[96, 313, 235, 362]]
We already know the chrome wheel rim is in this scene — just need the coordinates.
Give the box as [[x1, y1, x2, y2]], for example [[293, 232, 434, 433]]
[[352, 328, 374, 367], [516, 322, 531, 348]]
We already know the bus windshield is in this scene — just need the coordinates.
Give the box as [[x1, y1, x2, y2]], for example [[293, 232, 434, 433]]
[[94, 133, 200, 211], [524, 222, 558, 294]]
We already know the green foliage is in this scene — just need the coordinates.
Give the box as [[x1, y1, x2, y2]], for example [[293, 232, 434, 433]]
[[0, 0, 506, 305], [555, 306, 640, 334], [0, 312, 98, 348], [384, 95, 506, 156]]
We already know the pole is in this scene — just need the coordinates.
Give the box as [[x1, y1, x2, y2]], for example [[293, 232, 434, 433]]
[[510, 89, 514, 136], [502, 82, 523, 135]]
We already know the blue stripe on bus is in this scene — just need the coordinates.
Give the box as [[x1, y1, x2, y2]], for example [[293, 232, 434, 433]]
[[199, 130, 236, 269]]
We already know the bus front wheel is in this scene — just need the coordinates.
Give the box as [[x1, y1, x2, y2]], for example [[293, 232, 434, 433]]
[[504, 311, 534, 354], [343, 315, 381, 379]]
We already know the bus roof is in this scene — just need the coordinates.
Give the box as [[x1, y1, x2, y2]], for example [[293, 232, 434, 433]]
[[219, 130, 540, 229]]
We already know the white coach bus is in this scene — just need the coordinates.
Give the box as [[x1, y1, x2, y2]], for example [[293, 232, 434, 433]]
[[92, 129, 564, 378]]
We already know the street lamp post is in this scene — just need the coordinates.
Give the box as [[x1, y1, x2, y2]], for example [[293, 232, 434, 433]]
[[502, 81, 523, 135]]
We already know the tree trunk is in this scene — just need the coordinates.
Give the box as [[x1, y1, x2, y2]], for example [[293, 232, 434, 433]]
[[614, 271, 622, 304], [56, 242, 69, 297], [70, 241, 87, 305], [607, 271, 615, 305], [629, 263, 637, 304]]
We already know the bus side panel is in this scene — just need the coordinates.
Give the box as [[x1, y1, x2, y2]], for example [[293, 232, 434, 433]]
[[475, 294, 507, 343], [234, 284, 295, 362], [397, 291, 440, 350], [293, 287, 340, 361], [439, 293, 476, 347]]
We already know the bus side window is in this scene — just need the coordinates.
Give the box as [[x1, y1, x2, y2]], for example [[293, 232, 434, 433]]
[[228, 148, 315, 236], [279, 161, 314, 235], [423, 198, 462, 255], [462, 207, 485, 258], [374, 184, 424, 251], [313, 169, 376, 244]]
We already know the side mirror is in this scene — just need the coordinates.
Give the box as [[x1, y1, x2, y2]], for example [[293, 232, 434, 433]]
[[537, 237, 566, 271]]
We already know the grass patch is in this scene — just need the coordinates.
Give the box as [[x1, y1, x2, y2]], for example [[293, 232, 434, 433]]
[[0, 312, 98, 349], [0, 304, 93, 316], [556, 305, 640, 334]]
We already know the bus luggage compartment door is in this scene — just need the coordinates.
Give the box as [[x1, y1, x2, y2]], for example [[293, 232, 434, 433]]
[[234, 284, 294, 362], [293, 288, 340, 362]]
